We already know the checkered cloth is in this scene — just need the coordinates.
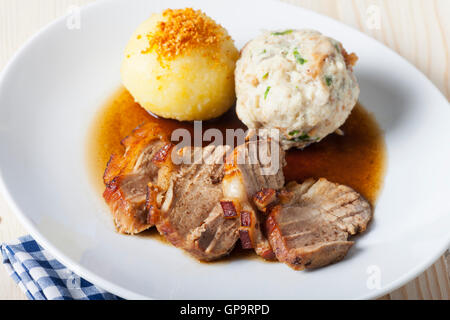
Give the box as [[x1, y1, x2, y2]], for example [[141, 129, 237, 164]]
[[1, 235, 121, 300]]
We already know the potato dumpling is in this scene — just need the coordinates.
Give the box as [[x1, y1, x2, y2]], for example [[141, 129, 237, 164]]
[[121, 8, 239, 121]]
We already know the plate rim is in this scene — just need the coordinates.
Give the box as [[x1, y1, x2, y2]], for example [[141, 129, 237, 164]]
[[0, 0, 448, 300]]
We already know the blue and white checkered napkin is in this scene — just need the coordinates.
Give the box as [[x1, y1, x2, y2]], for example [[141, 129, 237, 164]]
[[1, 235, 121, 300]]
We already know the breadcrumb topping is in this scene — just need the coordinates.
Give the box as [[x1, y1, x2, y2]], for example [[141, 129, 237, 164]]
[[342, 47, 358, 70], [142, 8, 229, 60]]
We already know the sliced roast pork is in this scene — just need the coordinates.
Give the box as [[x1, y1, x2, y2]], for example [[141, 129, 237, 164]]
[[103, 122, 173, 234], [265, 178, 372, 270], [150, 145, 241, 261], [222, 139, 285, 260], [103, 121, 372, 268]]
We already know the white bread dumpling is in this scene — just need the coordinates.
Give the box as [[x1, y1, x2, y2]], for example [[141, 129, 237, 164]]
[[235, 29, 359, 150]]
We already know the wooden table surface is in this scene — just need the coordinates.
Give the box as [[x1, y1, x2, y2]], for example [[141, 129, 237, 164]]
[[0, 0, 449, 300]]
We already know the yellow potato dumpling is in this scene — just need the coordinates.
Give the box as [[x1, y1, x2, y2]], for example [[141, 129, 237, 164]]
[[121, 8, 239, 121]]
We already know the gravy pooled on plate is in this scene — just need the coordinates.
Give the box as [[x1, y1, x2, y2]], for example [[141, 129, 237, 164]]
[[88, 87, 386, 205]]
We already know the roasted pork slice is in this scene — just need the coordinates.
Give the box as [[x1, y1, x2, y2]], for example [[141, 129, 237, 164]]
[[222, 139, 285, 260], [103, 122, 173, 234], [265, 178, 372, 270], [151, 145, 240, 261]]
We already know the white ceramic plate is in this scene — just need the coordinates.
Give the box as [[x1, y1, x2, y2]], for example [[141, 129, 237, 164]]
[[0, 0, 449, 300]]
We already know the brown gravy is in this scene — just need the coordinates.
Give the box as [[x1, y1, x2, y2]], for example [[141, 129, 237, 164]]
[[284, 106, 386, 205], [87, 87, 246, 191], [87, 86, 386, 250]]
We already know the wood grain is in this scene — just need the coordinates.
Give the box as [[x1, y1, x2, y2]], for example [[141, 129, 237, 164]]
[[0, 0, 448, 300], [282, 0, 450, 100]]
